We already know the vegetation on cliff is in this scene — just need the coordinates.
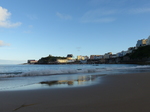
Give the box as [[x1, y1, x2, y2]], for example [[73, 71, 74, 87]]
[[128, 45, 150, 59], [38, 55, 66, 64]]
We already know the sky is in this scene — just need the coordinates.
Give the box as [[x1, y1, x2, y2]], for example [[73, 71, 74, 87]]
[[0, 0, 150, 64]]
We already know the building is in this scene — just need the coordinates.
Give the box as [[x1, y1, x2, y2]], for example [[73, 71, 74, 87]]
[[67, 54, 73, 60], [136, 39, 147, 47], [90, 55, 102, 59], [127, 47, 135, 54], [56, 59, 75, 63], [67, 59, 75, 63], [77, 55, 89, 60], [99, 55, 104, 59], [116, 52, 123, 57], [121, 51, 127, 56], [104, 52, 112, 59], [110, 54, 117, 58], [146, 36, 150, 45], [56, 59, 68, 63], [116, 51, 127, 57], [27, 60, 38, 64]]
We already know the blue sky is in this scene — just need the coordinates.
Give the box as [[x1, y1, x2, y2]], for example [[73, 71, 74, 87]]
[[0, 0, 150, 64]]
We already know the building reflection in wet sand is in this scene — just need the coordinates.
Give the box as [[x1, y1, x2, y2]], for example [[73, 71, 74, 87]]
[[40, 74, 106, 87]]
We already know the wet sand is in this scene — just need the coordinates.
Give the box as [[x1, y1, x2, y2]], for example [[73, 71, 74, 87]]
[[0, 72, 150, 112]]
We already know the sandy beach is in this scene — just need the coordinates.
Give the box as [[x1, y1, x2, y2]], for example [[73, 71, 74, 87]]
[[0, 72, 150, 112]]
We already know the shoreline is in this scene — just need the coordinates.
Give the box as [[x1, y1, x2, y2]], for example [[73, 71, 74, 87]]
[[1, 72, 150, 112]]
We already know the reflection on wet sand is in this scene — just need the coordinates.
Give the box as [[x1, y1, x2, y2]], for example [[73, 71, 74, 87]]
[[40, 74, 106, 87]]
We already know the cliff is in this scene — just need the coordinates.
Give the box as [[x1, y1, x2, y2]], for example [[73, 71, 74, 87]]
[[38, 55, 66, 64], [113, 45, 150, 64], [37, 45, 150, 65], [128, 45, 150, 59]]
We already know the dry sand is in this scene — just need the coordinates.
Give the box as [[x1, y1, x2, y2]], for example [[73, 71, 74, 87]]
[[0, 72, 150, 112]]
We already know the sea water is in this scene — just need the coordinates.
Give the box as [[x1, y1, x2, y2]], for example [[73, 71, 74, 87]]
[[0, 64, 150, 91]]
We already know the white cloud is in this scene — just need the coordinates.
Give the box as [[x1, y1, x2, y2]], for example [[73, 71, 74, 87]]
[[0, 6, 21, 28], [0, 40, 10, 47], [81, 9, 116, 23], [56, 12, 72, 20]]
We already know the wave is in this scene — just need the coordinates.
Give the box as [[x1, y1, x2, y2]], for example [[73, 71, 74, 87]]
[[0, 65, 150, 78], [0, 72, 22, 74]]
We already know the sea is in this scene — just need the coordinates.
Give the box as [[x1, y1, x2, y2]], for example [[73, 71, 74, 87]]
[[0, 64, 150, 91]]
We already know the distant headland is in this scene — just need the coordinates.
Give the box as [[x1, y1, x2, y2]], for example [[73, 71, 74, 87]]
[[28, 36, 150, 65]]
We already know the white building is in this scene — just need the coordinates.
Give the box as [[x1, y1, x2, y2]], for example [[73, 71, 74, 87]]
[[57, 59, 68, 63], [104, 52, 112, 59], [116, 52, 123, 57], [77, 55, 89, 60], [121, 51, 127, 56], [57, 59, 75, 63], [67, 59, 76, 63], [146, 36, 150, 45], [136, 39, 147, 47], [116, 51, 127, 57], [110, 54, 117, 58]]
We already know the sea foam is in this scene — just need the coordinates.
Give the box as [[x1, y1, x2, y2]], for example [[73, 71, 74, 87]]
[[0, 64, 150, 78]]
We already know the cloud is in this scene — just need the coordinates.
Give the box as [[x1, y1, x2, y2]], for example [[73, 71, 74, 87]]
[[0, 6, 21, 28], [0, 40, 10, 47], [129, 7, 150, 14], [81, 9, 116, 23], [56, 12, 72, 20]]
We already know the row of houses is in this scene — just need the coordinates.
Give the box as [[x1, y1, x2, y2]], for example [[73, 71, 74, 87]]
[[86, 36, 150, 60], [89, 47, 136, 60]]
